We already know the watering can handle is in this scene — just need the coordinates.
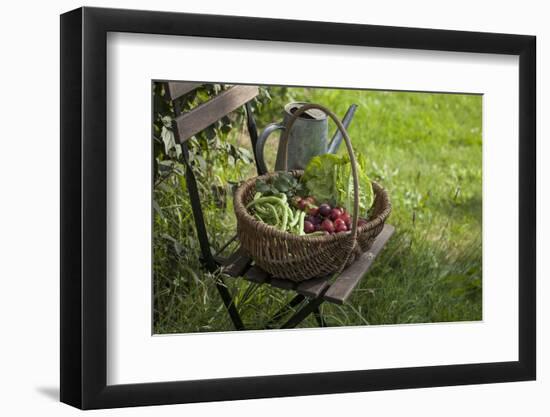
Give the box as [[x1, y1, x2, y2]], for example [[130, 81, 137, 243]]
[[280, 103, 361, 272], [255, 122, 284, 174]]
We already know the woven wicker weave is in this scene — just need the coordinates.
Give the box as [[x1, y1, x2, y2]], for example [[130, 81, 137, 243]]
[[233, 104, 391, 282]]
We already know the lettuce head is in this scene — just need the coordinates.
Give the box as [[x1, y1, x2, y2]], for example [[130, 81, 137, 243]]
[[302, 153, 374, 217]]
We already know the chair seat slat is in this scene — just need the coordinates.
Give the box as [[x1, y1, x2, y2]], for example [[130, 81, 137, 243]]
[[222, 247, 252, 277], [270, 277, 296, 290], [323, 224, 394, 305], [295, 276, 331, 298], [244, 266, 269, 284]]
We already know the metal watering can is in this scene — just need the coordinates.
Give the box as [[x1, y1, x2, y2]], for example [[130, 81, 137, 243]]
[[255, 102, 357, 173]]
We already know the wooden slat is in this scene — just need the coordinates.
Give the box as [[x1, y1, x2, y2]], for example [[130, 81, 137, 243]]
[[166, 82, 202, 100], [221, 247, 251, 277], [175, 85, 259, 141], [324, 224, 395, 305], [295, 275, 332, 298], [244, 266, 269, 284], [270, 277, 296, 290]]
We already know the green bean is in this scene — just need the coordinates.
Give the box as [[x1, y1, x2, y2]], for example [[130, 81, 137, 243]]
[[307, 231, 327, 237], [285, 206, 293, 225], [280, 203, 288, 231], [246, 195, 286, 209], [255, 203, 275, 224], [266, 203, 279, 226], [297, 211, 305, 235], [248, 193, 311, 234], [254, 205, 270, 217], [288, 208, 300, 228]]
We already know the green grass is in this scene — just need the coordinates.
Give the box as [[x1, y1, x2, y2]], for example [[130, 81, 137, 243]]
[[153, 87, 482, 334]]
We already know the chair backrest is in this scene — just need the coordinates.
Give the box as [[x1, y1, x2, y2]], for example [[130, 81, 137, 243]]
[[161, 81, 260, 271], [164, 82, 259, 141]]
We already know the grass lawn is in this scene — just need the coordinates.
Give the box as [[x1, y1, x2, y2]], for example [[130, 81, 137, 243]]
[[153, 86, 482, 333]]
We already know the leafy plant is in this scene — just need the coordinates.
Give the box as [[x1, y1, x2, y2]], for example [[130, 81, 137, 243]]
[[255, 172, 304, 199], [302, 153, 374, 216]]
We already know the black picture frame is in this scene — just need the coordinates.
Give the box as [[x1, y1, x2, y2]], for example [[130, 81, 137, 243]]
[[60, 6, 536, 410]]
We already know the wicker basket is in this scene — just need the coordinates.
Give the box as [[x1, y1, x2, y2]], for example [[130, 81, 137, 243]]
[[234, 103, 391, 282]]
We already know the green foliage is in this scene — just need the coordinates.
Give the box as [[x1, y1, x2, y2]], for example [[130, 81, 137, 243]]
[[152, 82, 261, 330], [153, 82, 258, 189], [153, 85, 482, 334], [252, 86, 292, 126], [255, 172, 304, 198]]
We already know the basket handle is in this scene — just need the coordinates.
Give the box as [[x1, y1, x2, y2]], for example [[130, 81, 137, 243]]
[[280, 103, 360, 244]]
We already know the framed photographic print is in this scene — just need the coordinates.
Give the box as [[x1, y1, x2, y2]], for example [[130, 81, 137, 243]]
[[60, 6, 536, 410]]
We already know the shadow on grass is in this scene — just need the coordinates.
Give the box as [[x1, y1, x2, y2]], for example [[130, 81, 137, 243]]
[[431, 194, 482, 227], [328, 223, 482, 327]]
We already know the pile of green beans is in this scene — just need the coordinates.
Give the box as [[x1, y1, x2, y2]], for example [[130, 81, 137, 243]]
[[246, 192, 305, 235]]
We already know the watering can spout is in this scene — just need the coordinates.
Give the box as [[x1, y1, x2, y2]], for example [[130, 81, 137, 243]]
[[327, 104, 358, 154]]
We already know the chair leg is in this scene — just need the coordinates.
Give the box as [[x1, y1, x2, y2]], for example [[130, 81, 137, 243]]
[[180, 141, 218, 271], [239, 281, 260, 306], [215, 279, 245, 330], [280, 297, 325, 329], [264, 294, 305, 328], [168, 100, 257, 332]]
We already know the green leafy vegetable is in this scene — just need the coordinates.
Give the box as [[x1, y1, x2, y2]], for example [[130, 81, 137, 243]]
[[255, 172, 304, 199], [302, 153, 374, 217]]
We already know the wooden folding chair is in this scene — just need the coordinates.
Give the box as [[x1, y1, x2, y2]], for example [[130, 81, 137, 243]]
[[162, 81, 394, 330]]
